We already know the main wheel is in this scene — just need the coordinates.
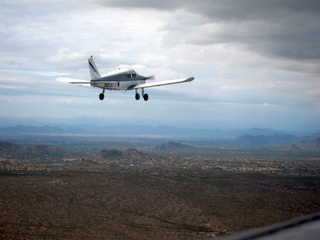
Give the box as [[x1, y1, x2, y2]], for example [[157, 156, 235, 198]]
[[143, 93, 149, 101], [135, 93, 140, 100], [99, 93, 104, 100]]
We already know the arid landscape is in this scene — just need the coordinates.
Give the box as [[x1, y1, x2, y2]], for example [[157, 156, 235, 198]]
[[1, 131, 320, 239]]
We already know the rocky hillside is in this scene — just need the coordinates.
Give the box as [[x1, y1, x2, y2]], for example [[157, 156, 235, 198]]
[[0, 141, 66, 161], [297, 133, 320, 150], [94, 148, 147, 161]]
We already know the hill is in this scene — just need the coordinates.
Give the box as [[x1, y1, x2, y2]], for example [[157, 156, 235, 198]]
[[297, 132, 320, 150], [0, 141, 67, 161], [94, 148, 147, 161]]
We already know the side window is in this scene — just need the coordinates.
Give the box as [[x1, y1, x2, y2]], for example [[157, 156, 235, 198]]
[[126, 72, 131, 78]]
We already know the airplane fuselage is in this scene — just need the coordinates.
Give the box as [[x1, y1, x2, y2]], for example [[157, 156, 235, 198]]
[[90, 69, 147, 90]]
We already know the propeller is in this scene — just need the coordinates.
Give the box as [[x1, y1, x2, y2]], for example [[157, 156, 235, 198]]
[[145, 75, 155, 80]]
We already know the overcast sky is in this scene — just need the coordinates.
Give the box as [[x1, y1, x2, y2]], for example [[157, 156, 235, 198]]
[[0, 0, 319, 131]]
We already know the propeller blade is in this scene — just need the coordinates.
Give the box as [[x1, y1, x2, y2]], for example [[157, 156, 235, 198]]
[[145, 75, 155, 80]]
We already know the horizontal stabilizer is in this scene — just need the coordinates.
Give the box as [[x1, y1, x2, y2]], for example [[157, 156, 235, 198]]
[[56, 77, 91, 86], [134, 77, 194, 89]]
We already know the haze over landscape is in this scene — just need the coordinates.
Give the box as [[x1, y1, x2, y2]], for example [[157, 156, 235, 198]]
[[1, 0, 320, 132]]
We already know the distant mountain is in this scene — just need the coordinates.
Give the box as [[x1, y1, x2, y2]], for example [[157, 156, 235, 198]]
[[239, 128, 286, 136], [230, 134, 297, 148], [1, 123, 320, 149], [295, 132, 320, 150], [273, 144, 302, 151], [0, 125, 87, 134], [0, 124, 303, 138]]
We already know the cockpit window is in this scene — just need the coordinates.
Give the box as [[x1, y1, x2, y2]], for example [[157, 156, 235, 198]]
[[126, 71, 138, 78]]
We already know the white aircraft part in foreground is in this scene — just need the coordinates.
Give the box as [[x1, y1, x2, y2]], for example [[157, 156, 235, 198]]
[[57, 56, 194, 101]]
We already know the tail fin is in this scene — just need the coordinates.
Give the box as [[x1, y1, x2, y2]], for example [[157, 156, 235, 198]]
[[88, 56, 101, 79]]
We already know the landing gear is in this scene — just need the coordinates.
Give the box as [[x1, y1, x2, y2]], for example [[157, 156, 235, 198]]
[[135, 89, 140, 100], [99, 89, 105, 100], [135, 88, 148, 101], [142, 88, 148, 101]]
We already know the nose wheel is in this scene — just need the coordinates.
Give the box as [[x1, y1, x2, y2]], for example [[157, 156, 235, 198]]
[[135, 89, 148, 101]]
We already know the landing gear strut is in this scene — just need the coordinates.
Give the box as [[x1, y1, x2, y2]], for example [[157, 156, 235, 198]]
[[99, 89, 105, 100], [135, 89, 148, 101]]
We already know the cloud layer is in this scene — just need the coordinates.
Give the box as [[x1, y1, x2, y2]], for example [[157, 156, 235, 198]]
[[0, 0, 319, 131]]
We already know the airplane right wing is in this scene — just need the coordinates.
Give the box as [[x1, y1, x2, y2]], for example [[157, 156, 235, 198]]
[[134, 77, 194, 89]]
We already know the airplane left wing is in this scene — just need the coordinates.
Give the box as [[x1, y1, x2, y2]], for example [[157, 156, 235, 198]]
[[56, 77, 91, 86], [134, 77, 194, 89]]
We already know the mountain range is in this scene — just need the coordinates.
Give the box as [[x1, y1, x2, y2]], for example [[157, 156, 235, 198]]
[[0, 124, 306, 136], [0, 124, 319, 149]]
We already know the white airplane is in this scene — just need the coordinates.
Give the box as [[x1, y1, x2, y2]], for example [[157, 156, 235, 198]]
[[57, 56, 194, 101]]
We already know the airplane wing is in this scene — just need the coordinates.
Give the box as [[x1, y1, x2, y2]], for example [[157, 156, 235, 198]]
[[134, 77, 194, 89], [220, 211, 320, 240], [56, 77, 91, 86]]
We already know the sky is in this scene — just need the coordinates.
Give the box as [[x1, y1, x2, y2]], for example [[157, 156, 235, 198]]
[[0, 0, 320, 132]]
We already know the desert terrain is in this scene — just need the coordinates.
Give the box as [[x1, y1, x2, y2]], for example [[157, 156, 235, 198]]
[[0, 134, 320, 239]]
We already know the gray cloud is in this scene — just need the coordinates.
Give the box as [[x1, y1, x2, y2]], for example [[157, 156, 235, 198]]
[[96, 0, 320, 21], [96, 0, 320, 60]]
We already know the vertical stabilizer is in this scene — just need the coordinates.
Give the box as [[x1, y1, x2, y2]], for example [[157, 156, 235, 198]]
[[88, 56, 101, 79]]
